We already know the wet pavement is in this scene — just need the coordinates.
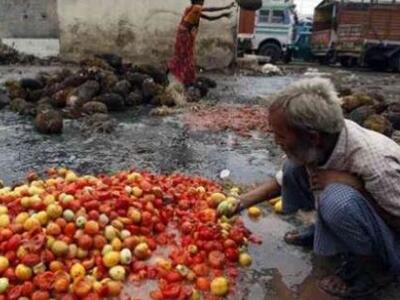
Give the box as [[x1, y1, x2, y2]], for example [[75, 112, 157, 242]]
[[0, 65, 400, 299]]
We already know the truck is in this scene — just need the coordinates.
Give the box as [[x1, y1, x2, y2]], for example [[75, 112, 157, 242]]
[[311, 0, 400, 71], [237, 0, 297, 63]]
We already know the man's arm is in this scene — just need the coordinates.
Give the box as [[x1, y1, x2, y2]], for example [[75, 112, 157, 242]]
[[238, 178, 281, 211], [202, 2, 234, 12], [201, 12, 231, 21]]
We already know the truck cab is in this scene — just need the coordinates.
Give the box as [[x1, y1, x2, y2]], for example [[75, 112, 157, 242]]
[[238, 0, 297, 63]]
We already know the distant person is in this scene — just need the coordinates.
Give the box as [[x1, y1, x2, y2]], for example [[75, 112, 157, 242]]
[[168, 0, 235, 86], [236, 78, 400, 298]]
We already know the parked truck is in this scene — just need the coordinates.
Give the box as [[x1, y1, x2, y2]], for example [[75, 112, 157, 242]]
[[311, 0, 400, 71], [237, 0, 297, 63]]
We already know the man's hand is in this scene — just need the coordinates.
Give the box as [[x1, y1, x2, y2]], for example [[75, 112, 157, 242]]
[[222, 12, 232, 18], [310, 169, 364, 192]]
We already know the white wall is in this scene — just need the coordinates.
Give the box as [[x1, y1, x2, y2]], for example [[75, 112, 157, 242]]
[[57, 0, 237, 69], [0, 0, 59, 38]]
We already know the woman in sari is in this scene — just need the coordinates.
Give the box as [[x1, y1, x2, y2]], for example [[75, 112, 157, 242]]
[[168, 0, 235, 86]]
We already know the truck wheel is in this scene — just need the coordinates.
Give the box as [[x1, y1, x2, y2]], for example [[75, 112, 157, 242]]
[[370, 60, 388, 71], [283, 50, 293, 64], [389, 54, 400, 72], [340, 57, 357, 68], [259, 43, 282, 64], [340, 57, 351, 68]]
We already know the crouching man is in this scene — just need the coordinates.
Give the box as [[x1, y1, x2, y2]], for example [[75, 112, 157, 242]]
[[237, 78, 400, 298]]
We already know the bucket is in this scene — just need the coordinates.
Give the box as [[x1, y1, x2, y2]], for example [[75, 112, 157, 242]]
[[236, 0, 262, 11]]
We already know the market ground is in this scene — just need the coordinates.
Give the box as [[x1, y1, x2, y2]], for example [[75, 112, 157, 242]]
[[0, 62, 400, 299]]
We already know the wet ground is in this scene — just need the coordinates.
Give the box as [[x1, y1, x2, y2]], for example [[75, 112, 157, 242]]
[[1, 63, 400, 299]]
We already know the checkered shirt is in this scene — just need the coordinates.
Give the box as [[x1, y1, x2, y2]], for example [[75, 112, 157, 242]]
[[277, 119, 400, 218]]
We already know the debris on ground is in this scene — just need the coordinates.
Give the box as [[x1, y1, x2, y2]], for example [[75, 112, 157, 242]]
[[0, 40, 58, 66], [149, 106, 177, 117], [0, 54, 217, 135], [261, 64, 283, 76], [236, 57, 284, 77], [35, 109, 64, 134], [0, 168, 255, 299], [80, 113, 118, 135], [183, 105, 270, 137]]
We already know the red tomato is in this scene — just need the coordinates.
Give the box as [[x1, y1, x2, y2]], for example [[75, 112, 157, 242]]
[[161, 284, 182, 299], [230, 228, 245, 244], [181, 222, 193, 235], [150, 290, 164, 300], [22, 254, 41, 267], [6, 234, 21, 251], [21, 281, 34, 296], [165, 271, 183, 283], [64, 223, 76, 237], [154, 223, 166, 233], [4, 267, 16, 281], [223, 239, 237, 249], [192, 264, 209, 277], [5, 250, 16, 262], [196, 277, 210, 291], [88, 210, 100, 220], [31, 290, 50, 300], [141, 211, 153, 226], [7, 285, 22, 300], [78, 234, 94, 250], [225, 248, 239, 262], [147, 238, 157, 251], [33, 272, 55, 290], [208, 250, 225, 269]]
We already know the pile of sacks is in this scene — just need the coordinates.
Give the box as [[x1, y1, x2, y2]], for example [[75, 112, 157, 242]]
[[0, 54, 216, 134], [340, 90, 400, 140]]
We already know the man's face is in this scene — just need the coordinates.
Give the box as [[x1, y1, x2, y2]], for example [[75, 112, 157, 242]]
[[269, 108, 322, 166]]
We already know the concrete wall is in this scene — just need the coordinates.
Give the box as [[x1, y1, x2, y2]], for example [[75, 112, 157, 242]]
[[57, 0, 237, 69], [0, 0, 59, 38]]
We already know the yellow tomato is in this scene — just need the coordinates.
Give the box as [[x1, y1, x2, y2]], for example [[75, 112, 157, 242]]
[[15, 264, 32, 281], [70, 263, 86, 278], [239, 253, 252, 267], [248, 206, 262, 219], [34, 211, 49, 225], [0, 256, 9, 273], [0, 206, 7, 215], [0, 215, 10, 228], [23, 217, 41, 231], [15, 212, 29, 225], [210, 277, 229, 296], [103, 251, 120, 268]]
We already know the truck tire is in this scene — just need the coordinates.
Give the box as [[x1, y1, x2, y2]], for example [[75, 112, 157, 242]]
[[340, 57, 357, 68], [259, 43, 282, 64], [389, 53, 400, 72], [365, 47, 388, 71]]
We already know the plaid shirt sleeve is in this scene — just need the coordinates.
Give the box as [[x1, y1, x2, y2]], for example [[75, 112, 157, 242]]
[[354, 151, 400, 217]]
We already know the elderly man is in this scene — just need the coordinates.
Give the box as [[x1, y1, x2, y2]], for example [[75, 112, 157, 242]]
[[238, 78, 400, 298]]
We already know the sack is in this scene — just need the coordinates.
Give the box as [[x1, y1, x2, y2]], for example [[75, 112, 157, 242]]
[[236, 0, 262, 11]]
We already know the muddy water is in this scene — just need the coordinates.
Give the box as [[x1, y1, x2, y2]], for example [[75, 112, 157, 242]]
[[1, 67, 399, 299]]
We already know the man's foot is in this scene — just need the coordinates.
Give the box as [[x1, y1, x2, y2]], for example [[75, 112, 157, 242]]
[[319, 274, 379, 298], [319, 255, 392, 298], [284, 224, 314, 248]]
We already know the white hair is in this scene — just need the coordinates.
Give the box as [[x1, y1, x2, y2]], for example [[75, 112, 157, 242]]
[[270, 78, 344, 134]]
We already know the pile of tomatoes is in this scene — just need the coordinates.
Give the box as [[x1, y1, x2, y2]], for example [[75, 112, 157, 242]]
[[0, 168, 255, 300]]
